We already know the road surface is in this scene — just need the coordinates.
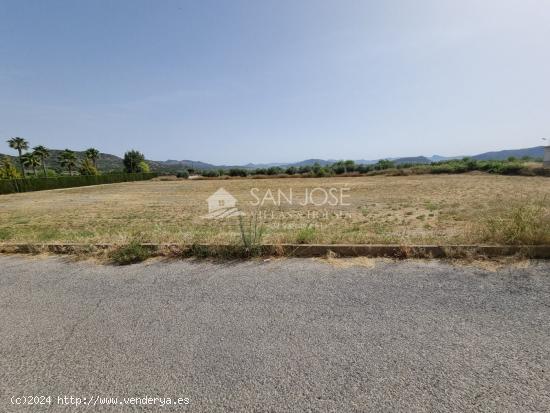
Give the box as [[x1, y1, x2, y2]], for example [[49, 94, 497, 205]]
[[0, 255, 549, 411]]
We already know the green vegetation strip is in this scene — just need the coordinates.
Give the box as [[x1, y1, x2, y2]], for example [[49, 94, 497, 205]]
[[0, 172, 158, 194], [190, 158, 550, 179], [1, 243, 549, 259]]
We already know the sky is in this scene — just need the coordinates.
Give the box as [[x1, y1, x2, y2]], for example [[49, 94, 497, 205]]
[[1, 0, 549, 164]]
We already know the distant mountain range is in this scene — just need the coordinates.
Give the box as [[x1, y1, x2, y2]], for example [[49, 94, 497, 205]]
[[1, 146, 544, 172], [470, 146, 544, 161], [145, 146, 543, 170]]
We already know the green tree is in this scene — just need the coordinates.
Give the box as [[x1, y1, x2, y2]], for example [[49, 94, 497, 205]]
[[266, 166, 283, 175], [58, 149, 78, 175], [374, 159, 395, 170], [331, 161, 347, 174], [84, 148, 100, 168], [138, 161, 150, 173], [7, 137, 29, 177], [0, 157, 21, 179], [79, 158, 98, 175], [123, 150, 145, 173], [21, 152, 40, 176], [33, 145, 50, 176], [228, 168, 248, 177], [344, 160, 356, 173]]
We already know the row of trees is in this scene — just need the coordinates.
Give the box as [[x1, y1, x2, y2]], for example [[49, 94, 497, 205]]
[[5, 137, 101, 177], [194, 160, 395, 178], [2, 137, 149, 179]]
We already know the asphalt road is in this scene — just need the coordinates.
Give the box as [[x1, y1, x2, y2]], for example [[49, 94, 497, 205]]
[[0, 256, 549, 412]]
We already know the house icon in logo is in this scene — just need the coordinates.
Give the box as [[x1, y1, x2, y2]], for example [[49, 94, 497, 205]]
[[202, 188, 245, 219]]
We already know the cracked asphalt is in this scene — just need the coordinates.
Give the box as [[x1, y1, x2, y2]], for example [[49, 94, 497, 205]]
[[0, 255, 549, 412]]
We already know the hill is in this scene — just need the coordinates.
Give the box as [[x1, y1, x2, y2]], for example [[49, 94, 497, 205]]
[[393, 156, 432, 165], [147, 159, 218, 171], [471, 146, 544, 160]]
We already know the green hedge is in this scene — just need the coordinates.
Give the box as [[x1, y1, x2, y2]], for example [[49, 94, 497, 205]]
[[0, 173, 158, 195]]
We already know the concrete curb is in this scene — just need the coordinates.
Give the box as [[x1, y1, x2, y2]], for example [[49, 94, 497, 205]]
[[0, 243, 549, 258]]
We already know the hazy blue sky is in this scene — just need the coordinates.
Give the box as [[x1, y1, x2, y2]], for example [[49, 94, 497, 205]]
[[1, 0, 549, 163]]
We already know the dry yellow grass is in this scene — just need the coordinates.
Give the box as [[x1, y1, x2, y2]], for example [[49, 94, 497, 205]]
[[0, 174, 548, 245]]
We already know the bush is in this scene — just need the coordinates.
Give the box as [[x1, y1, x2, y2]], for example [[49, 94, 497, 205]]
[[176, 170, 189, 179], [309, 163, 332, 177], [266, 166, 283, 175], [228, 168, 248, 177], [298, 165, 312, 174], [477, 160, 505, 173], [430, 163, 458, 174], [201, 169, 220, 177], [497, 162, 523, 175], [465, 159, 478, 171], [356, 164, 373, 173], [331, 163, 346, 174], [109, 241, 152, 265], [374, 159, 395, 170], [313, 167, 332, 177], [0, 157, 21, 179]]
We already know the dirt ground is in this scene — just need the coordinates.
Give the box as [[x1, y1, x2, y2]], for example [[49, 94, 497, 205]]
[[0, 173, 548, 245]]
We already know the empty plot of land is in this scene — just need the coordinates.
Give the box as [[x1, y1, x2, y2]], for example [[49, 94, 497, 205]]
[[0, 174, 548, 245]]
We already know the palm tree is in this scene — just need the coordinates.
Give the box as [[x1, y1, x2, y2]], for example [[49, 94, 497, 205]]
[[84, 148, 100, 168], [21, 152, 40, 176], [7, 137, 29, 177], [33, 145, 50, 176], [58, 149, 78, 176]]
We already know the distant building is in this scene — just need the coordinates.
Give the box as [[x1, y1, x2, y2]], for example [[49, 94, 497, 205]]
[[544, 146, 550, 167]]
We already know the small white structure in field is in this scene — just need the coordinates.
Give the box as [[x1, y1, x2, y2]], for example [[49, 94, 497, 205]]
[[202, 188, 245, 219]]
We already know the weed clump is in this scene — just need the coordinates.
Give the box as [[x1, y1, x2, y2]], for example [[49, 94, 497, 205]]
[[296, 226, 316, 244], [238, 214, 265, 257], [110, 241, 152, 265], [477, 200, 550, 245]]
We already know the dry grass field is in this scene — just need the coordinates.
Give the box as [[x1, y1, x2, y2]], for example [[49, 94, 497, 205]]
[[0, 174, 548, 245]]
